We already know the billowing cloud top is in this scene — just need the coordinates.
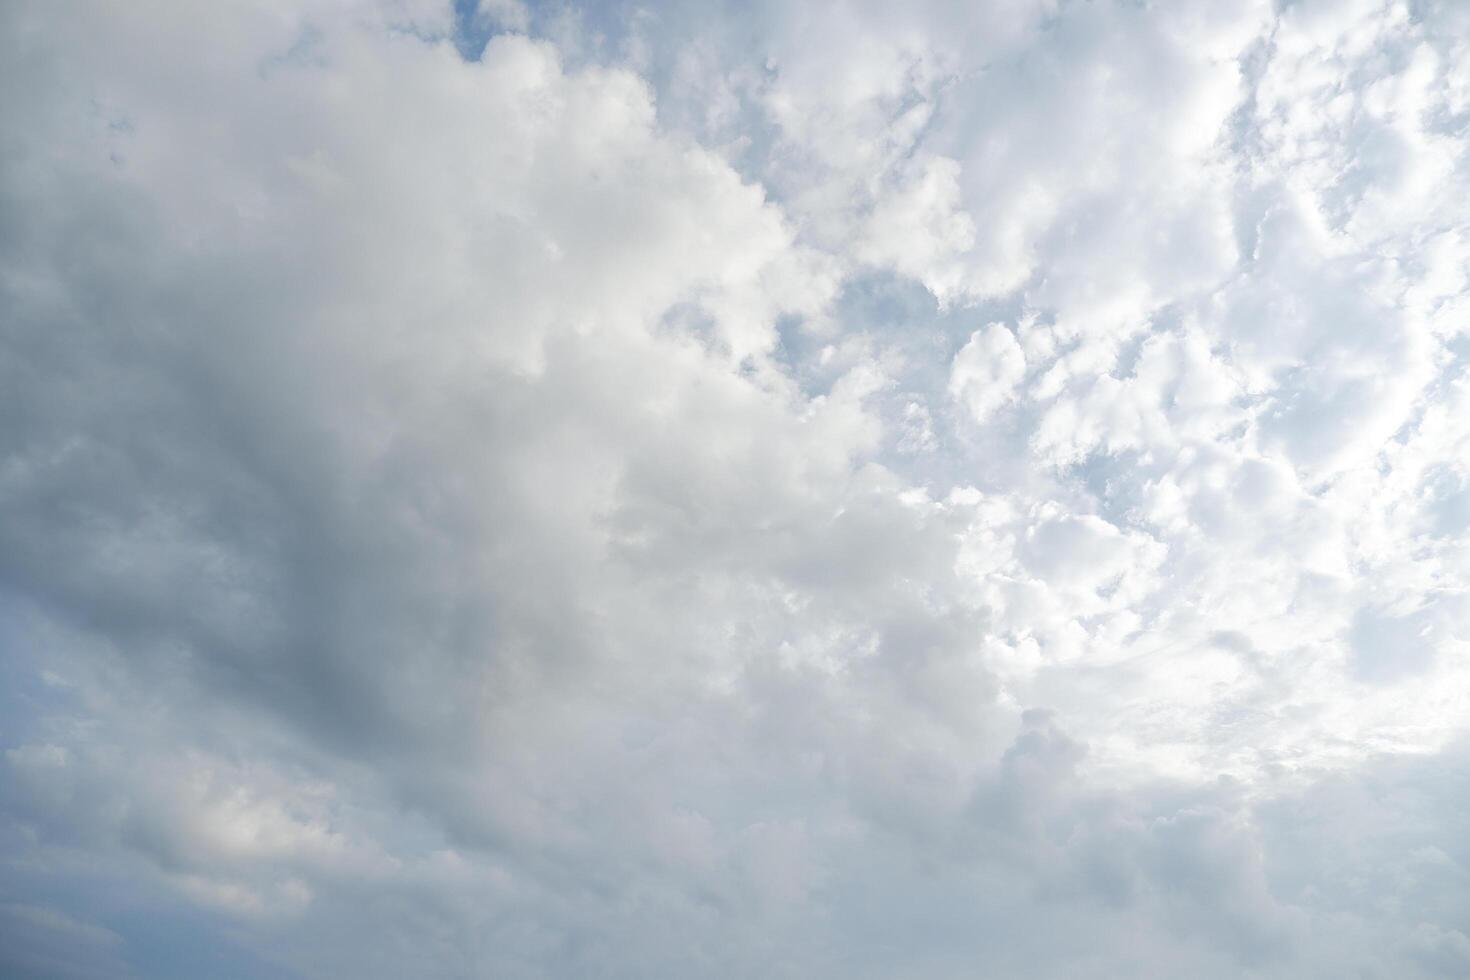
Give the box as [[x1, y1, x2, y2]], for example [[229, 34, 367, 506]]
[[3, 1, 1470, 977]]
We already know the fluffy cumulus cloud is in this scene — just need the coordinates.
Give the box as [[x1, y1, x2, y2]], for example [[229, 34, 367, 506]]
[[2, 0, 1469, 977]]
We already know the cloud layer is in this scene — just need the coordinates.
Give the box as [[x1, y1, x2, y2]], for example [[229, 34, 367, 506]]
[[3, 1, 1469, 976]]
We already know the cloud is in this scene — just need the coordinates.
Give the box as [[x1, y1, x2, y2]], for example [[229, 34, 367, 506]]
[[949, 323, 1026, 425], [3, 0, 1470, 977]]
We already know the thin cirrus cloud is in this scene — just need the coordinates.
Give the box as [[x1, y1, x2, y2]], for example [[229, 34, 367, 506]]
[[1, 0, 1468, 977]]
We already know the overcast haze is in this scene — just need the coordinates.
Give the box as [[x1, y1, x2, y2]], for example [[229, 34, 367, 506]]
[[3, 0, 1470, 976]]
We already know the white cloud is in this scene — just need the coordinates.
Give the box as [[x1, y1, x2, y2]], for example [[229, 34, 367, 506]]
[[949, 323, 1027, 425], [3, 0, 1470, 977]]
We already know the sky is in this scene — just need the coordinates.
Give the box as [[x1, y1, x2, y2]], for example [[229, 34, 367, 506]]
[[1, 0, 1469, 976]]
